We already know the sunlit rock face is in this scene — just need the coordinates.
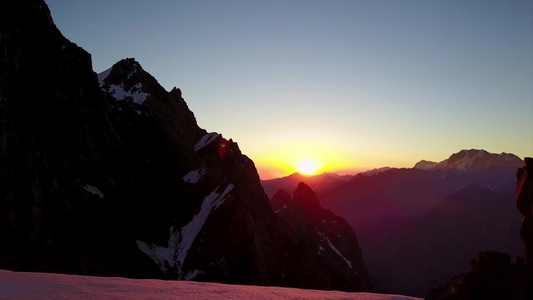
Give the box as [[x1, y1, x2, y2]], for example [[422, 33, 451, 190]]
[[0, 0, 372, 292], [271, 183, 372, 292]]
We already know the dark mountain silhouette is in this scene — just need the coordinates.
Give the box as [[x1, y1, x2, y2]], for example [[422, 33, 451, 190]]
[[269, 183, 371, 291], [262, 149, 523, 296], [0, 0, 372, 292]]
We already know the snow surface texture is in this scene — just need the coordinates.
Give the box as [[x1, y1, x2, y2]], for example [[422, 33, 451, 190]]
[[136, 185, 234, 277], [194, 133, 220, 151], [0, 270, 422, 300]]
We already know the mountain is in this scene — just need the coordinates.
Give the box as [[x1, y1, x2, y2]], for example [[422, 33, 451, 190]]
[[414, 149, 522, 172], [262, 149, 523, 296], [270, 183, 371, 291], [0, 0, 371, 292]]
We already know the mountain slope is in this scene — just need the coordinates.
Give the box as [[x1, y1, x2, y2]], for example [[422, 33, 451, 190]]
[[0, 0, 372, 292]]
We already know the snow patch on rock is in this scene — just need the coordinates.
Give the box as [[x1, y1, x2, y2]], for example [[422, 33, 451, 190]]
[[194, 133, 220, 151], [105, 82, 150, 104], [136, 184, 234, 276], [84, 185, 104, 199], [318, 232, 353, 269], [183, 168, 205, 183]]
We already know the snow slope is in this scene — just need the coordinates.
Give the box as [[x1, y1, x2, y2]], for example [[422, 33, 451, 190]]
[[0, 270, 422, 300], [136, 185, 234, 277]]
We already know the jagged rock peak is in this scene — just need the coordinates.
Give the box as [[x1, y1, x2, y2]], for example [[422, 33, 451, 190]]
[[268, 183, 372, 291], [293, 182, 321, 208], [98, 58, 169, 104], [98, 58, 142, 86]]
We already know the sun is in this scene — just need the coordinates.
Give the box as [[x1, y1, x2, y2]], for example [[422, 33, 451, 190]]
[[296, 160, 319, 176]]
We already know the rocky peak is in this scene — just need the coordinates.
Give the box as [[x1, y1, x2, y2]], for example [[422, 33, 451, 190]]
[[1, 0, 373, 293], [269, 184, 372, 291], [413, 160, 438, 170], [98, 58, 168, 105], [292, 182, 321, 209]]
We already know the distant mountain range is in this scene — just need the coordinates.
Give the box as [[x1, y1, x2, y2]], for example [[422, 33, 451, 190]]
[[262, 149, 524, 296]]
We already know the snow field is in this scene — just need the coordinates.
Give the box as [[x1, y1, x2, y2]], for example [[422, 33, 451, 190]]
[[0, 270, 422, 300]]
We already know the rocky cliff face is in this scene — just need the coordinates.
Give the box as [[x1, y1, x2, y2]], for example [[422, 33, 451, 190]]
[[0, 0, 371, 292], [270, 183, 372, 291], [0, 0, 123, 275]]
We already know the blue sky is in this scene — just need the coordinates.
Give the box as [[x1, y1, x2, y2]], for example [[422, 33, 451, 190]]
[[46, 0, 533, 178]]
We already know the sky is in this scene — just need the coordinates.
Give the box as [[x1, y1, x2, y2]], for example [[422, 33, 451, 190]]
[[46, 0, 533, 179]]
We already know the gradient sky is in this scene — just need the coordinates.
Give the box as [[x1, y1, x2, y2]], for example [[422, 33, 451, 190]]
[[46, 0, 533, 179]]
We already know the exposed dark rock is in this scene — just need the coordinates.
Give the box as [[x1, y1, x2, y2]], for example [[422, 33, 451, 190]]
[[270, 189, 291, 212], [270, 182, 372, 292], [517, 157, 533, 298], [0, 0, 372, 292]]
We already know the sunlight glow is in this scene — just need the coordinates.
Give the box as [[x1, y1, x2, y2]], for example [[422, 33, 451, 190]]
[[296, 160, 319, 175]]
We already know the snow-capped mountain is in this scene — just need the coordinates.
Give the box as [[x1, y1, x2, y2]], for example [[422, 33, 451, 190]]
[[0, 0, 371, 293], [414, 149, 522, 172], [413, 160, 438, 170]]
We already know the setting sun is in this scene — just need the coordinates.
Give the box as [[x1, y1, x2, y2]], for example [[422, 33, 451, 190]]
[[296, 160, 319, 175]]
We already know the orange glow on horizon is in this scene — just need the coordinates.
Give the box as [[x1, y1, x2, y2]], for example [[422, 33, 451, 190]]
[[248, 138, 363, 180]]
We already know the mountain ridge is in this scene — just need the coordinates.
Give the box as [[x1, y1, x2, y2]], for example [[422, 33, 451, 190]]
[[414, 149, 521, 171], [0, 0, 372, 292]]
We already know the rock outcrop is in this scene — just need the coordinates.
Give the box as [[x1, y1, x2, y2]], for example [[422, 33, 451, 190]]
[[0, 0, 372, 292]]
